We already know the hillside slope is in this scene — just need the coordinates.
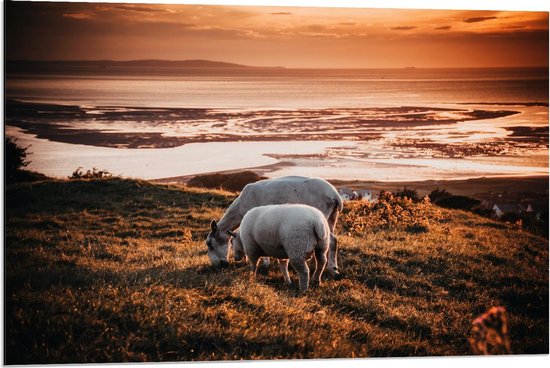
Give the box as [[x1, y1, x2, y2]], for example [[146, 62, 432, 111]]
[[4, 178, 548, 363]]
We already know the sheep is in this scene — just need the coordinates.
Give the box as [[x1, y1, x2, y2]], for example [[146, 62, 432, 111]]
[[229, 204, 330, 292], [205, 176, 342, 278]]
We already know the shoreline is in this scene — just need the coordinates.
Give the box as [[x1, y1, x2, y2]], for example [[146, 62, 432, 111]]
[[152, 163, 548, 200], [6, 99, 548, 184], [5, 99, 526, 149]]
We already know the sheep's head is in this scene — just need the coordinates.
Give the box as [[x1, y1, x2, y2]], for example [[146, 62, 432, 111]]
[[205, 220, 230, 268], [228, 230, 245, 262]]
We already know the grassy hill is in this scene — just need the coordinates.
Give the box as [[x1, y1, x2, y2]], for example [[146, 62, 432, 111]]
[[4, 177, 548, 363]]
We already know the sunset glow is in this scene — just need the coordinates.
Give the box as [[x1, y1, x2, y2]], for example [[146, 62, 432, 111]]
[[5, 1, 549, 68]]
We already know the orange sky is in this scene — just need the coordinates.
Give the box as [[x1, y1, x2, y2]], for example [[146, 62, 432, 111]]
[[5, 1, 549, 68]]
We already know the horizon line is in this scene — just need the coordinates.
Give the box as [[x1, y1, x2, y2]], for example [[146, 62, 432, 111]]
[[6, 59, 549, 70]]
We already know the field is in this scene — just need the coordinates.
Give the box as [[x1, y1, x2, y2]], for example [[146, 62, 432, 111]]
[[4, 177, 549, 363]]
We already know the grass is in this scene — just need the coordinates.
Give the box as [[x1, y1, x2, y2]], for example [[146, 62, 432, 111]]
[[4, 177, 548, 363]]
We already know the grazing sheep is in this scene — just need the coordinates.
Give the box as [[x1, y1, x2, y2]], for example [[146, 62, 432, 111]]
[[205, 176, 342, 277], [229, 204, 330, 292]]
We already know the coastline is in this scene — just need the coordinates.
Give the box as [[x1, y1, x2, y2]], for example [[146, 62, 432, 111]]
[[5, 99, 523, 149], [152, 163, 548, 201], [5, 99, 548, 183]]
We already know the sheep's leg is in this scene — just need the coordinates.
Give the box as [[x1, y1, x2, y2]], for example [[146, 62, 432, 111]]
[[312, 248, 328, 287], [289, 259, 310, 292], [277, 259, 291, 285], [247, 251, 262, 278], [327, 233, 341, 279], [327, 203, 339, 233], [257, 257, 270, 276]]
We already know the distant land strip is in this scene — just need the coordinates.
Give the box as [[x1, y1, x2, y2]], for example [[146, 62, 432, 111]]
[[5, 59, 285, 70]]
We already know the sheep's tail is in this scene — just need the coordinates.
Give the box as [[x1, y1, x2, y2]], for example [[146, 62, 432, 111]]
[[327, 195, 343, 232], [313, 219, 330, 249]]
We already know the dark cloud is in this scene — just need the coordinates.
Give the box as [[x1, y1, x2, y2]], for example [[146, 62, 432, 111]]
[[435, 26, 452, 30], [339, 22, 357, 26], [463, 16, 498, 23], [390, 26, 417, 31], [115, 5, 171, 13], [270, 12, 292, 15]]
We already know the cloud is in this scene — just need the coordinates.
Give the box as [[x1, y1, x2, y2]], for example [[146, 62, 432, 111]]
[[63, 12, 94, 20], [390, 26, 417, 31], [435, 25, 451, 30], [270, 12, 292, 15], [115, 5, 171, 13], [338, 22, 357, 26], [463, 16, 498, 23]]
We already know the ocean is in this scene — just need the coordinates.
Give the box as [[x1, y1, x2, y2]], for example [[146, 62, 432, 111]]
[[6, 67, 549, 109], [4, 66, 549, 181]]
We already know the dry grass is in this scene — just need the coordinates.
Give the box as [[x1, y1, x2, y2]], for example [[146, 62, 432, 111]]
[[4, 177, 548, 363]]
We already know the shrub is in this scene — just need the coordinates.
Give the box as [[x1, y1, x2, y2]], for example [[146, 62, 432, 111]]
[[187, 171, 266, 192], [501, 212, 548, 237], [5, 137, 31, 184], [429, 189, 480, 211], [428, 188, 451, 203], [435, 195, 480, 211], [339, 191, 439, 235], [473, 208, 496, 218], [394, 187, 420, 202], [69, 167, 114, 180]]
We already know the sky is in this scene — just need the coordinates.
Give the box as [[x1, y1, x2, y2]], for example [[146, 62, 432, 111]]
[[4, 1, 549, 68]]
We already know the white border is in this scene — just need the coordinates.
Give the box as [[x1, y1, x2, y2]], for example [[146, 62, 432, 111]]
[[7, 0, 550, 11], [1, 1, 549, 368]]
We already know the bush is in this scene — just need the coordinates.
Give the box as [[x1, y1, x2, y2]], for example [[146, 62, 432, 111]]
[[69, 167, 113, 180], [429, 189, 480, 211], [428, 188, 451, 203], [501, 211, 548, 237], [394, 187, 420, 202], [5, 137, 31, 184], [187, 171, 266, 192], [339, 191, 439, 235], [435, 195, 480, 211], [473, 208, 496, 218]]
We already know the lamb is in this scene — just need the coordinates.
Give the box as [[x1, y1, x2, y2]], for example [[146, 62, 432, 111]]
[[229, 204, 330, 292], [205, 176, 342, 278]]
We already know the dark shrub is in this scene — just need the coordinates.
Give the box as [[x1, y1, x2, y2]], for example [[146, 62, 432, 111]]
[[429, 189, 480, 211], [188, 171, 266, 192], [428, 188, 452, 203], [69, 167, 113, 180], [501, 212, 548, 236], [394, 187, 420, 202], [473, 208, 496, 218], [5, 137, 31, 184], [435, 195, 480, 211]]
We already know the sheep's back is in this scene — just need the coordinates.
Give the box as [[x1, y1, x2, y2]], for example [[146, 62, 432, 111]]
[[239, 176, 341, 219], [241, 204, 328, 257]]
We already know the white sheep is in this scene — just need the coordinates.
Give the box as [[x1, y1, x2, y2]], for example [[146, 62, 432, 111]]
[[229, 204, 330, 292], [205, 176, 342, 278]]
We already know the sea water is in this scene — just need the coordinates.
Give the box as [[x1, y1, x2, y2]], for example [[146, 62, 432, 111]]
[[5, 67, 549, 181]]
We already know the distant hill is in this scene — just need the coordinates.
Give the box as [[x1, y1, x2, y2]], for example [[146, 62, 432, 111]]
[[6, 59, 283, 71]]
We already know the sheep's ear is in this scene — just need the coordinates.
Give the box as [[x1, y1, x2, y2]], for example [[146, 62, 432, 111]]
[[227, 230, 237, 237], [210, 220, 218, 232]]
